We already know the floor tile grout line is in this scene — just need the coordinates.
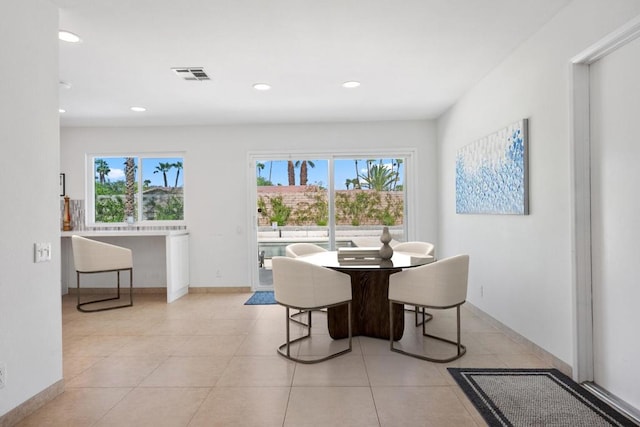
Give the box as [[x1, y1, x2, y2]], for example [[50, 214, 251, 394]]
[[360, 344, 384, 426], [89, 386, 136, 427], [185, 386, 216, 427], [282, 360, 299, 427]]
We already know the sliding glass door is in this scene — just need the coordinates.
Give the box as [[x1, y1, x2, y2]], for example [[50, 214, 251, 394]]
[[254, 159, 329, 287], [251, 154, 409, 289]]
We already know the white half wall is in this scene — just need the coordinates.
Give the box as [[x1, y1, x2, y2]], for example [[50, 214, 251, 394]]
[[60, 120, 437, 288], [0, 0, 62, 417], [436, 0, 640, 366]]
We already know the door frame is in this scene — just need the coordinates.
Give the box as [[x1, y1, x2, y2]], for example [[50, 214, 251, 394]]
[[570, 15, 640, 383]]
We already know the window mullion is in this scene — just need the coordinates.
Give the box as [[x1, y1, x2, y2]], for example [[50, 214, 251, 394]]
[[137, 156, 143, 223]]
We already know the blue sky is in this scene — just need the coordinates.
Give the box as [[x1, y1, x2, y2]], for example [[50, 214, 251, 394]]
[[256, 159, 403, 190], [96, 157, 183, 187], [97, 156, 402, 190]]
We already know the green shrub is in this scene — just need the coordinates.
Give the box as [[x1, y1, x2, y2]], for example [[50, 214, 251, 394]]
[[154, 195, 184, 220], [95, 196, 125, 222]]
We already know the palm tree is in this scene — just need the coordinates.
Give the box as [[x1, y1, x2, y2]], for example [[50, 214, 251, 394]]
[[287, 160, 296, 186], [396, 159, 403, 190], [353, 159, 361, 189], [366, 159, 376, 183], [392, 159, 403, 190], [256, 162, 265, 178], [95, 159, 110, 184], [173, 161, 183, 188], [153, 162, 173, 187], [345, 178, 359, 190], [295, 160, 315, 185], [124, 157, 136, 219], [268, 161, 273, 182], [361, 163, 395, 191]]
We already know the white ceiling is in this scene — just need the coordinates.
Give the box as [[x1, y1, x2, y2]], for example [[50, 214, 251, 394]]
[[55, 0, 571, 127]]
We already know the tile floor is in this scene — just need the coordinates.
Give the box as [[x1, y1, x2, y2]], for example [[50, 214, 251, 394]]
[[17, 292, 552, 426]]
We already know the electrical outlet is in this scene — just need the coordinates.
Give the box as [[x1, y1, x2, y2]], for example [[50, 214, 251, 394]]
[[0, 362, 6, 388], [34, 242, 52, 263], [215, 270, 222, 278]]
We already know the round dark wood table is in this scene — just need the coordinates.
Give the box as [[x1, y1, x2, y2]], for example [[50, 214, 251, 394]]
[[296, 251, 433, 340]]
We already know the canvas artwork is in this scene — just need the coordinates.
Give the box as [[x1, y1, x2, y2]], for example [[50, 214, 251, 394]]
[[456, 119, 528, 215]]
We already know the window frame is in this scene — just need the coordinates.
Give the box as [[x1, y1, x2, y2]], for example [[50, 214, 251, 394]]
[[85, 152, 186, 227]]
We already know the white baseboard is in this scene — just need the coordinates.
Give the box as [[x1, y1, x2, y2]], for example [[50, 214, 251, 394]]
[[0, 379, 64, 427]]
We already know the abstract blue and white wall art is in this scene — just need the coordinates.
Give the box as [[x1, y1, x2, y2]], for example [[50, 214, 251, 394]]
[[456, 119, 529, 215]]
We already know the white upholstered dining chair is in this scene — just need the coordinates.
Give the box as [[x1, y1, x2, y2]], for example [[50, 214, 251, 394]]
[[272, 256, 352, 363], [388, 254, 469, 362], [285, 242, 327, 258], [71, 235, 134, 312], [393, 241, 435, 257], [393, 241, 436, 326], [284, 242, 329, 325]]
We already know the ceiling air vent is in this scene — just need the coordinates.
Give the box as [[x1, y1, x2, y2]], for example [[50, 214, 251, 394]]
[[171, 67, 210, 81]]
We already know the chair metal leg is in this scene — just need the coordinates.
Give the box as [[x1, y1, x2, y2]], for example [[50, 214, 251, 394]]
[[414, 306, 434, 327], [289, 309, 311, 327], [277, 301, 352, 364], [290, 307, 328, 328], [390, 302, 466, 363], [282, 307, 312, 358], [77, 268, 134, 313], [390, 301, 395, 351], [403, 305, 433, 327]]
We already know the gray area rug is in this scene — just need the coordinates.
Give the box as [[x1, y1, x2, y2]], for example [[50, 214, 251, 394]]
[[448, 368, 637, 427]]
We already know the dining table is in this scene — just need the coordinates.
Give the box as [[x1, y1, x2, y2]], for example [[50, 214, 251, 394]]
[[296, 250, 434, 340]]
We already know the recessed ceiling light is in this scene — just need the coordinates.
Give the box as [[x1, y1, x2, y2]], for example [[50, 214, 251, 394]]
[[130, 106, 147, 112], [342, 81, 361, 88], [253, 83, 271, 91], [59, 109, 66, 113], [58, 30, 81, 43]]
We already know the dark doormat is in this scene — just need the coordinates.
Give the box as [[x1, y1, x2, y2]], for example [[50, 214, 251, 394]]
[[448, 368, 637, 426]]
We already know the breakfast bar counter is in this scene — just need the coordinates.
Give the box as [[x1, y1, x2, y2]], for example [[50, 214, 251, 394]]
[[61, 229, 190, 303]]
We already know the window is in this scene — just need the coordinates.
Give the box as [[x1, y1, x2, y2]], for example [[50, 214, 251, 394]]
[[88, 154, 185, 225], [333, 158, 405, 229], [253, 154, 410, 288]]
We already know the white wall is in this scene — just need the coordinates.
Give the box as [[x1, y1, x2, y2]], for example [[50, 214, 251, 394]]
[[60, 120, 437, 288], [437, 0, 640, 366], [0, 0, 62, 417]]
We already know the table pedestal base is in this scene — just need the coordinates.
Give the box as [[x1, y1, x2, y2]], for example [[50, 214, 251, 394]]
[[327, 269, 404, 340]]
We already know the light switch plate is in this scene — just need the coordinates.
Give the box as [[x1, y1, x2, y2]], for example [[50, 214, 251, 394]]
[[34, 242, 52, 263]]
